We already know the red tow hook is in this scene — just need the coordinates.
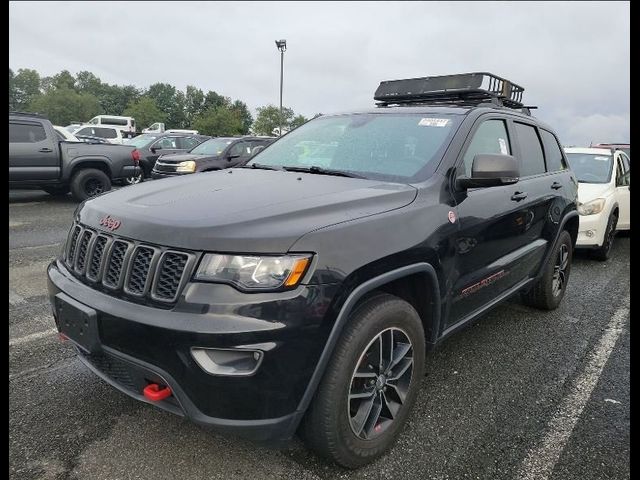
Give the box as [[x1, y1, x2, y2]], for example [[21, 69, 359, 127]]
[[143, 383, 172, 402]]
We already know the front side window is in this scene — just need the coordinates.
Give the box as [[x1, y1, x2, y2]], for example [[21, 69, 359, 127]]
[[124, 134, 159, 148], [616, 155, 630, 186], [565, 153, 613, 184], [514, 122, 546, 177], [462, 119, 511, 177], [154, 137, 179, 149], [190, 138, 235, 156], [9, 122, 47, 143], [248, 113, 462, 182], [228, 142, 252, 157], [180, 136, 201, 150], [95, 127, 118, 139], [540, 129, 566, 172]]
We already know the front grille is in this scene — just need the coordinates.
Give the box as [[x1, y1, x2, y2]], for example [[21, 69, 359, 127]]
[[80, 350, 136, 390], [64, 224, 194, 304], [153, 161, 180, 173]]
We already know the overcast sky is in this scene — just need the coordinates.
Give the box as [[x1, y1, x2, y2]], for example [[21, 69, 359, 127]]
[[10, 1, 629, 145]]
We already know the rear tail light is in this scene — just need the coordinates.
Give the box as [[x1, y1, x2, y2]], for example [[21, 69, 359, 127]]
[[131, 149, 141, 166]]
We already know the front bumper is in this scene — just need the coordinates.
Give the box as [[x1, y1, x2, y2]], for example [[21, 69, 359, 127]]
[[150, 169, 190, 180], [47, 259, 339, 443], [576, 212, 608, 248]]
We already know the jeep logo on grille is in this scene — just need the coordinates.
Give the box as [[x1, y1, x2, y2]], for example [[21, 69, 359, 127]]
[[99, 215, 121, 231]]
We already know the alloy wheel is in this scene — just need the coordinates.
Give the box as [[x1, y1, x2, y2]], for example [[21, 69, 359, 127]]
[[347, 327, 414, 440], [84, 178, 106, 197], [552, 243, 569, 297]]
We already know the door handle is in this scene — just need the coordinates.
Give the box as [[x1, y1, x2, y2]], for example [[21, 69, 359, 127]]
[[551, 182, 563, 190], [39, 147, 53, 153], [511, 191, 528, 202]]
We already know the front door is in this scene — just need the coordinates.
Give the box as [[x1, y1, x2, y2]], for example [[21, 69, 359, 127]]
[[9, 120, 60, 181], [615, 152, 631, 229]]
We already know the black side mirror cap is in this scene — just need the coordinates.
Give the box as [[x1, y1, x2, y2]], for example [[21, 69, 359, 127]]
[[456, 153, 520, 189]]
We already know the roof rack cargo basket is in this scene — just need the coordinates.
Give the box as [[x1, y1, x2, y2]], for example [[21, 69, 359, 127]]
[[374, 72, 525, 109]]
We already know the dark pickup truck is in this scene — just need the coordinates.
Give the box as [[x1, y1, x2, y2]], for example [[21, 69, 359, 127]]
[[9, 112, 141, 201]]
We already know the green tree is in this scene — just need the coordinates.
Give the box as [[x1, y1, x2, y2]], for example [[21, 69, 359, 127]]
[[192, 106, 243, 136], [76, 71, 103, 95], [203, 90, 229, 111], [290, 114, 308, 130], [146, 83, 176, 115], [185, 85, 205, 125], [9, 69, 16, 111], [28, 88, 101, 125], [51, 70, 76, 90], [168, 90, 187, 129], [229, 100, 253, 134], [12, 68, 41, 110], [123, 97, 167, 131], [253, 104, 294, 136]]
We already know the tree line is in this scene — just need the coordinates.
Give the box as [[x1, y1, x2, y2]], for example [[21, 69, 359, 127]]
[[9, 68, 316, 136]]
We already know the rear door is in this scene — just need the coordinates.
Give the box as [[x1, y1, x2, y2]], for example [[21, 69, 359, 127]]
[[449, 116, 553, 326], [615, 152, 630, 229], [9, 120, 60, 181]]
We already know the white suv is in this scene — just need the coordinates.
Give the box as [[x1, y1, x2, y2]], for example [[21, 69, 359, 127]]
[[565, 147, 630, 260], [72, 125, 125, 144]]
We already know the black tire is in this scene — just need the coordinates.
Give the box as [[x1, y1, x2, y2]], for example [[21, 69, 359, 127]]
[[124, 169, 145, 185], [521, 230, 573, 310], [302, 293, 426, 468], [591, 212, 618, 261], [42, 186, 69, 196], [70, 169, 111, 201]]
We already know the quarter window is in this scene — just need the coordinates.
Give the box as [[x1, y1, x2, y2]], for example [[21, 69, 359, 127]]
[[9, 122, 47, 143], [514, 123, 546, 176], [540, 129, 566, 172], [463, 119, 511, 177]]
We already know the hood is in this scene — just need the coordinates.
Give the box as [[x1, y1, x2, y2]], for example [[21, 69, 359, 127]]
[[78, 169, 418, 252], [157, 153, 217, 163], [577, 182, 613, 203]]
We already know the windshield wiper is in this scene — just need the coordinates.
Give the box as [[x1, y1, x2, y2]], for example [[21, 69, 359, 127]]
[[237, 163, 285, 171], [283, 165, 365, 179]]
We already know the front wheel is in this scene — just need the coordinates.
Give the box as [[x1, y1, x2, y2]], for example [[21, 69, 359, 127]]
[[302, 293, 425, 468], [521, 230, 573, 310], [591, 213, 618, 261]]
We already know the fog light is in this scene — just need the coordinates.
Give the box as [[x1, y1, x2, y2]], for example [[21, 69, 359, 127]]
[[191, 348, 263, 376], [586, 230, 595, 238]]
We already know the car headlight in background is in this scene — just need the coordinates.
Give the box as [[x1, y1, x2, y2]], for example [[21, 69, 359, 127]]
[[577, 198, 605, 216], [195, 253, 312, 290], [176, 160, 196, 173]]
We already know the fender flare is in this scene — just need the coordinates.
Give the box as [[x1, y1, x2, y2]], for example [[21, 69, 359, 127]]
[[64, 157, 112, 181], [533, 210, 579, 281], [292, 262, 440, 424]]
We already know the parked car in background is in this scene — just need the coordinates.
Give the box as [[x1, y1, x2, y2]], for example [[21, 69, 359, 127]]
[[53, 125, 79, 142], [74, 135, 111, 144], [10, 112, 141, 201], [65, 123, 83, 134], [591, 143, 630, 159], [142, 122, 199, 135], [565, 147, 630, 260], [151, 136, 275, 178], [122, 132, 210, 183], [73, 125, 126, 144], [86, 115, 136, 134]]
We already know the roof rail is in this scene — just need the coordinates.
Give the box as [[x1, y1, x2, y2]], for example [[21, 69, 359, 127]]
[[9, 111, 49, 119], [374, 72, 532, 111]]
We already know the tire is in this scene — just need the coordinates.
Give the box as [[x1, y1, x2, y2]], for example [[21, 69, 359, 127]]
[[591, 213, 618, 261], [70, 169, 111, 201], [302, 293, 426, 468], [521, 230, 573, 310], [42, 186, 69, 196], [124, 169, 145, 185]]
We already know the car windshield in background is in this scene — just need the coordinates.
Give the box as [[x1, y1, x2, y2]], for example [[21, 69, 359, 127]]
[[566, 153, 613, 184], [124, 134, 159, 148], [190, 138, 234, 155], [247, 113, 461, 182]]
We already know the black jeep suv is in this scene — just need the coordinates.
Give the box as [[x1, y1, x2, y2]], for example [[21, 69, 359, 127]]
[[47, 73, 578, 468]]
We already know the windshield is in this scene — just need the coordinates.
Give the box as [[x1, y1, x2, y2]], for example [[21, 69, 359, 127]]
[[247, 113, 461, 182], [190, 138, 234, 155], [124, 134, 159, 148], [566, 153, 613, 184]]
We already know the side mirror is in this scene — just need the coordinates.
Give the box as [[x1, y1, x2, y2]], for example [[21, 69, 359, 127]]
[[456, 154, 520, 190], [227, 154, 241, 161], [150, 145, 162, 153]]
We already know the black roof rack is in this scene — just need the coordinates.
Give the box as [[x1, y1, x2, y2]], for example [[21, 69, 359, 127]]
[[374, 72, 528, 110], [9, 111, 49, 119]]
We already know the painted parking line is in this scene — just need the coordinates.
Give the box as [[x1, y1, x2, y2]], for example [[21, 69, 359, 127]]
[[9, 242, 61, 251], [9, 328, 58, 347], [517, 294, 630, 480]]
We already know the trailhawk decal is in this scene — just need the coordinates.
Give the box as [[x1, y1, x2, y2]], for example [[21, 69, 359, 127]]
[[459, 270, 508, 298]]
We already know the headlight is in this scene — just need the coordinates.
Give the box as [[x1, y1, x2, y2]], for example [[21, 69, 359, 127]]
[[577, 198, 605, 216], [195, 253, 312, 290], [176, 160, 196, 172]]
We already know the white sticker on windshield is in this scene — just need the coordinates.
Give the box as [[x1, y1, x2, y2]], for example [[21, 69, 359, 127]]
[[498, 138, 509, 155], [594, 156, 610, 161], [419, 118, 450, 127]]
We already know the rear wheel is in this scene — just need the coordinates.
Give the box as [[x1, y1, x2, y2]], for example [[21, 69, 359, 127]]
[[70, 169, 111, 201], [521, 230, 573, 310], [124, 169, 145, 185], [591, 212, 618, 261], [302, 293, 425, 468]]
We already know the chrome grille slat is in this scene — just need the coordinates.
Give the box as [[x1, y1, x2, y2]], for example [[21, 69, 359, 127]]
[[62, 223, 193, 304]]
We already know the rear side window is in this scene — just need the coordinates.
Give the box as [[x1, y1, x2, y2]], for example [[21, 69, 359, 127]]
[[9, 122, 47, 143], [462, 119, 511, 177], [514, 122, 546, 176], [180, 136, 201, 150], [102, 117, 128, 126], [95, 127, 117, 139], [540, 129, 566, 172]]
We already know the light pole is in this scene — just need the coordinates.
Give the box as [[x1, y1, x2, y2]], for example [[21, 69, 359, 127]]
[[275, 39, 287, 136]]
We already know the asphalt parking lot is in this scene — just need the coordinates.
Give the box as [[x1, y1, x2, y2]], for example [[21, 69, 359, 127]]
[[9, 189, 630, 480]]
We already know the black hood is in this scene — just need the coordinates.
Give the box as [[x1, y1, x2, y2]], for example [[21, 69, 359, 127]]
[[78, 169, 418, 252]]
